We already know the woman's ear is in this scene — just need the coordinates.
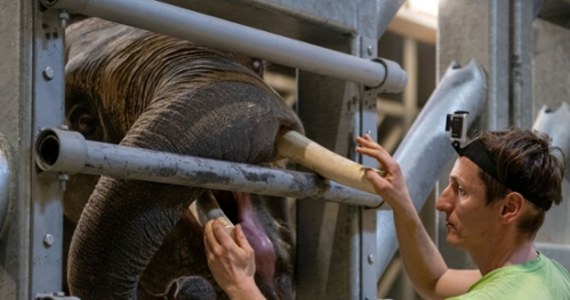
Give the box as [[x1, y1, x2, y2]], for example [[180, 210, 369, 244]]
[[500, 192, 524, 223]]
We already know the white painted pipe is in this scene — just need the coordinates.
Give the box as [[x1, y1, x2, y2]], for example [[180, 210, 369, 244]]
[[41, 0, 407, 92]]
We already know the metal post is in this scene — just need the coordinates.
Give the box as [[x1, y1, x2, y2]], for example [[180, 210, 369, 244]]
[[510, 0, 534, 127], [0, 135, 11, 238], [437, 0, 509, 130], [42, 0, 407, 92]]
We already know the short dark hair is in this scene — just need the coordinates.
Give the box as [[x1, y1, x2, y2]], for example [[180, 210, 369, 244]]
[[476, 129, 565, 235]]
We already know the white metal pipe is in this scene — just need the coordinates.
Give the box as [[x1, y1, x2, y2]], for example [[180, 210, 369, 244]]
[[41, 0, 407, 92], [34, 128, 383, 207]]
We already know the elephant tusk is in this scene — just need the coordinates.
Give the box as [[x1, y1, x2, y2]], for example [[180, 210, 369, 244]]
[[189, 191, 235, 235], [276, 130, 383, 196]]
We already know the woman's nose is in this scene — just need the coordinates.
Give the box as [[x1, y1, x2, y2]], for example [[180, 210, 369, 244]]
[[436, 186, 454, 213]]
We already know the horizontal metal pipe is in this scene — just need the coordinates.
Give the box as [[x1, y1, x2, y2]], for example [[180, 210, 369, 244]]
[[41, 0, 407, 92], [34, 128, 383, 207]]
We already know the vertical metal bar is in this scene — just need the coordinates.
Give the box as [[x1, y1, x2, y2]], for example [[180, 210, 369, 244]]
[[437, 0, 510, 130], [359, 35, 379, 300], [487, 0, 510, 129], [30, 6, 66, 297], [510, 0, 534, 127], [402, 38, 418, 128], [0, 136, 12, 240]]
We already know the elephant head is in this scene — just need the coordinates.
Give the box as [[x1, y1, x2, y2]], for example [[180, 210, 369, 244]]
[[63, 17, 303, 299]]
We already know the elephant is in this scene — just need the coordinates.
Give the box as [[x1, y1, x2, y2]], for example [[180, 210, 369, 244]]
[[63, 17, 304, 299]]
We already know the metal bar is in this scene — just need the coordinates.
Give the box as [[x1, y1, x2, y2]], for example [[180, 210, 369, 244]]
[[34, 128, 383, 207], [0, 135, 11, 238], [31, 6, 67, 297], [375, 60, 487, 277], [42, 0, 407, 92], [510, 0, 534, 128], [358, 34, 380, 300], [487, 0, 510, 129]]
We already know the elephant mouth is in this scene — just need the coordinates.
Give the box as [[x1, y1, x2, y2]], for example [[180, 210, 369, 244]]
[[189, 189, 278, 290]]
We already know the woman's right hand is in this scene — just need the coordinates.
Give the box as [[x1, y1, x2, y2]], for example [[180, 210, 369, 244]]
[[355, 135, 413, 212]]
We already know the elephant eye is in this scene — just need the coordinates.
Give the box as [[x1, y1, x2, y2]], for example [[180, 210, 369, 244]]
[[67, 104, 99, 137]]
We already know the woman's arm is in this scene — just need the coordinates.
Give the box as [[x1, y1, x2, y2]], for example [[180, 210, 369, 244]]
[[356, 135, 479, 299]]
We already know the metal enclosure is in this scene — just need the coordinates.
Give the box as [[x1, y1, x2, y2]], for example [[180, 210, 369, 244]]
[[0, 0, 407, 299], [2, 0, 568, 299]]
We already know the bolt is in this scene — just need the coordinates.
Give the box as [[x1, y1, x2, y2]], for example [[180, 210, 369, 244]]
[[367, 254, 374, 264], [42, 67, 54, 80], [58, 172, 69, 192], [367, 45, 374, 56], [43, 234, 54, 247], [59, 10, 70, 29]]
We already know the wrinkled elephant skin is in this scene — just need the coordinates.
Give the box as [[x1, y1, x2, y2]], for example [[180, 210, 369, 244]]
[[63, 17, 303, 300]]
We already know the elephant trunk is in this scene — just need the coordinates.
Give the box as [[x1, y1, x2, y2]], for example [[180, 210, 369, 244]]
[[68, 179, 201, 298], [68, 75, 304, 298]]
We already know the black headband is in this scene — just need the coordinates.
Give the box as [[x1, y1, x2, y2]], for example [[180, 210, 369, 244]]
[[451, 139, 551, 211]]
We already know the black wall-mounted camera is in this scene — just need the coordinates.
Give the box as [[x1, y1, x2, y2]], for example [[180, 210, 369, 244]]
[[445, 111, 469, 145]]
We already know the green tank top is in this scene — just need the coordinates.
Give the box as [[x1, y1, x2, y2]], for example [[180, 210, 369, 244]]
[[447, 254, 570, 300]]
